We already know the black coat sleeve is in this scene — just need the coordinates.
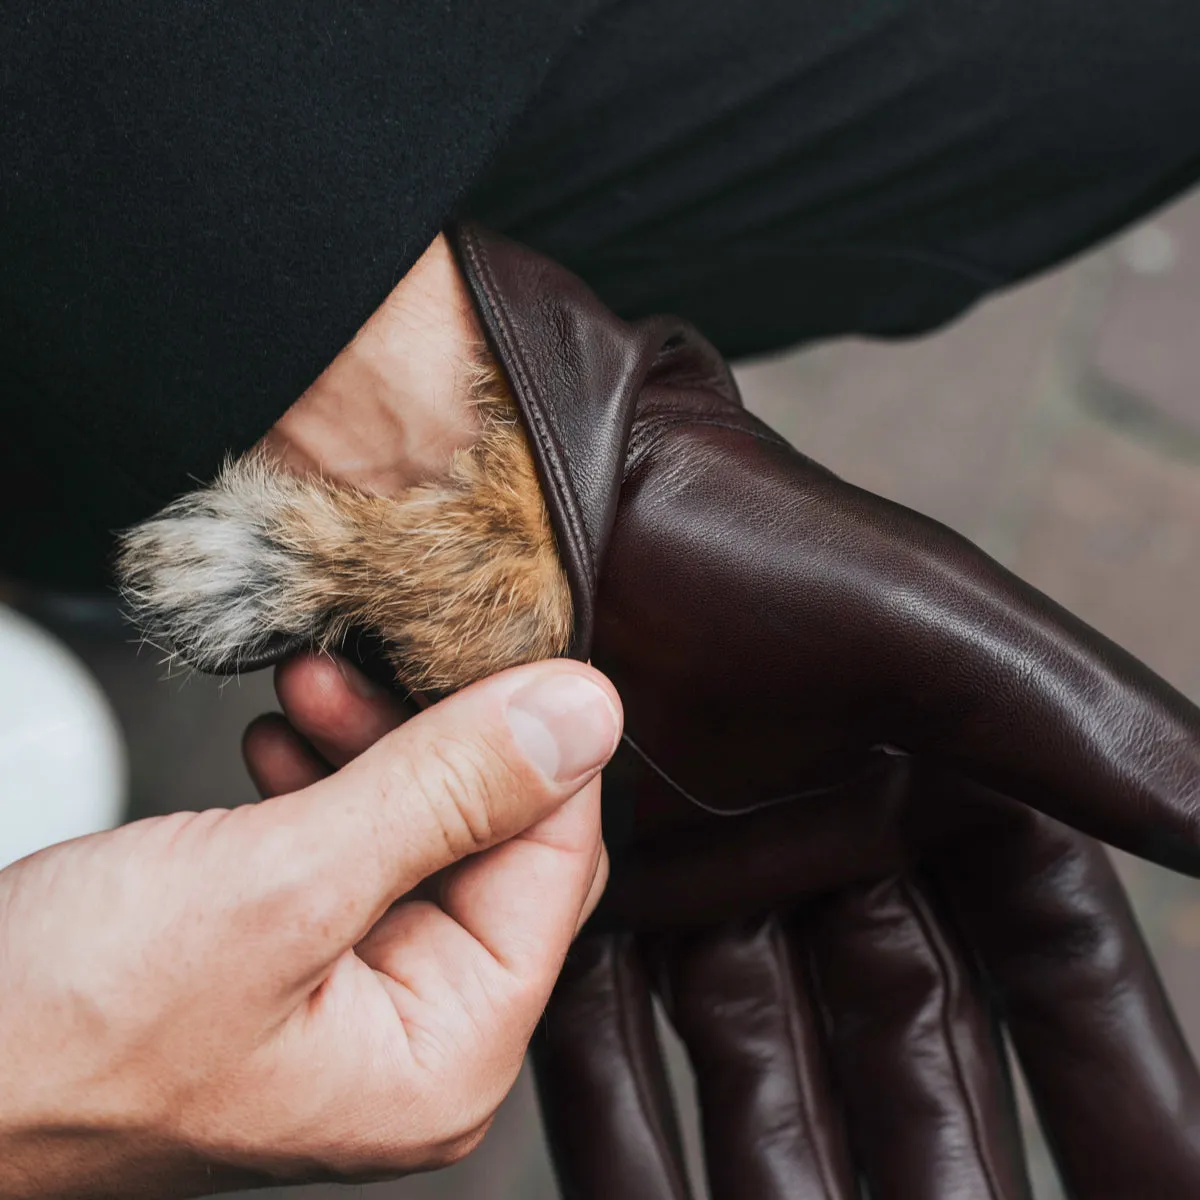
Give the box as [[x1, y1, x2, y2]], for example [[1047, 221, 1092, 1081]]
[[0, 0, 596, 586]]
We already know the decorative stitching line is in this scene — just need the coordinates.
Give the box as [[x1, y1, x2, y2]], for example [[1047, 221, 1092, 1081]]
[[620, 733, 891, 814], [903, 879, 1008, 1200], [772, 919, 847, 1199]]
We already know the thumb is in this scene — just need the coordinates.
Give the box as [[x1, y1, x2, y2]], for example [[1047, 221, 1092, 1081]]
[[248, 659, 622, 954], [837, 480, 1200, 874]]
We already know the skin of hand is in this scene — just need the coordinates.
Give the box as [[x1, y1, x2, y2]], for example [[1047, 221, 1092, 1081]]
[[0, 659, 620, 1199], [260, 234, 484, 497]]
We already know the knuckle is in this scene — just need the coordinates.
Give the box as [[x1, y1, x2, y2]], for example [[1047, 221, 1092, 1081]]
[[404, 732, 526, 858], [240, 821, 344, 935], [436, 1120, 492, 1167], [373, 1080, 497, 1171], [283, 657, 359, 740]]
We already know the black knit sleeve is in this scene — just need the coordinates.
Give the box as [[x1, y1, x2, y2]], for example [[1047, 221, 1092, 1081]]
[[0, 0, 595, 585]]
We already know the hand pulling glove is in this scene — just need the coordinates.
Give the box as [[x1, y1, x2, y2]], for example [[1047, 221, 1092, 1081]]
[[119, 223, 1200, 1196]]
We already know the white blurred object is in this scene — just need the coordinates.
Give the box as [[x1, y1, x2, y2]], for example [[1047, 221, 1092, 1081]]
[[0, 604, 126, 868], [1120, 223, 1180, 275]]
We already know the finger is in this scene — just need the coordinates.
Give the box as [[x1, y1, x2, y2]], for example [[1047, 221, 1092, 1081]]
[[532, 931, 696, 1200], [929, 783, 1200, 1197], [359, 776, 602, 985], [242, 712, 330, 797], [610, 423, 1200, 873], [243, 660, 622, 957], [274, 652, 414, 767], [576, 841, 610, 937], [830, 481, 1200, 874], [807, 876, 1033, 1200], [651, 917, 858, 1200], [350, 776, 601, 1099]]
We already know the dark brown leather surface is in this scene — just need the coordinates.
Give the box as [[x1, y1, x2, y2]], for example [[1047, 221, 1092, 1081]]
[[453, 220, 1200, 876], [538, 794, 1200, 1198], [448, 223, 1200, 1196], [930, 784, 1200, 1197]]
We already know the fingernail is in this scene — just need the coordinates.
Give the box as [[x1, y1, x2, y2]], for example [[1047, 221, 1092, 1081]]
[[334, 655, 390, 700], [506, 673, 621, 783]]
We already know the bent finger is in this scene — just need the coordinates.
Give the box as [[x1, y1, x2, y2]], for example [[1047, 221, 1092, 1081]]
[[354, 781, 603, 1080], [430, 775, 603, 982], [244, 660, 622, 957], [576, 841, 611, 937], [243, 712, 330, 797], [274, 652, 414, 767]]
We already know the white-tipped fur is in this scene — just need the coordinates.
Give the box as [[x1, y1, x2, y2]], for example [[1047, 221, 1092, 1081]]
[[117, 366, 573, 691]]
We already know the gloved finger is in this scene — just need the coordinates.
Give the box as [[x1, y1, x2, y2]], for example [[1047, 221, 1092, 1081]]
[[819, 473, 1200, 874], [649, 916, 858, 1200], [807, 875, 1033, 1200], [928, 784, 1200, 1197], [532, 931, 696, 1200]]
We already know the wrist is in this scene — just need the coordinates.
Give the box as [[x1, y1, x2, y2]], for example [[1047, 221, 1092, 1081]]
[[0, 1129, 265, 1200], [261, 233, 483, 496]]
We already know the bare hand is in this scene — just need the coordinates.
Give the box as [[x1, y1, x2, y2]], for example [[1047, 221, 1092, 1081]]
[[0, 661, 620, 1198]]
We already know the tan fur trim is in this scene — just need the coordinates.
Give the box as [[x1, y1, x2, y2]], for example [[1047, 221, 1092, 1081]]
[[117, 364, 573, 692]]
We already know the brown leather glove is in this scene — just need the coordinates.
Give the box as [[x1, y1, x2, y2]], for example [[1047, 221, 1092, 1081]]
[[451, 221, 1200, 876], [444, 223, 1200, 1196], [536, 777, 1200, 1199]]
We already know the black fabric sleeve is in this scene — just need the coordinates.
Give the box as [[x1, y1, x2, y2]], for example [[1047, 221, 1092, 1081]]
[[0, 0, 596, 586]]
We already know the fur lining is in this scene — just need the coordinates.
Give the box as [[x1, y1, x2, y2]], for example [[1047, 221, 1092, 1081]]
[[117, 365, 573, 692]]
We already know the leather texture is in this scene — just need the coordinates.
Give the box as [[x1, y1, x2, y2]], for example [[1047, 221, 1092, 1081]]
[[538, 788, 1200, 1199], [452, 222, 692, 660], [452, 221, 1200, 875], [449, 223, 1200, 1197]]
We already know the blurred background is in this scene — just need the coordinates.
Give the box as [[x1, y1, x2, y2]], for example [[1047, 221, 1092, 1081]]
[[5, 187, 1200, 1198]]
